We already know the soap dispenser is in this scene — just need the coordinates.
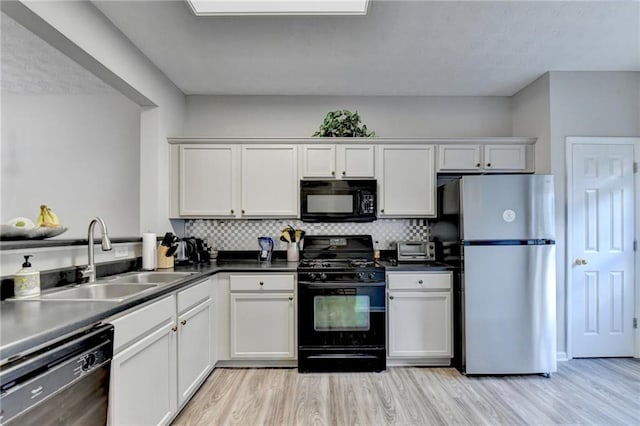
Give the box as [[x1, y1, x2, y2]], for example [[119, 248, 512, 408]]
[[14, 255, 40, 298]]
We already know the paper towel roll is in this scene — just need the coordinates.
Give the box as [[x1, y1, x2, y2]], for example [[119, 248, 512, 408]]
[[142, 233, 157, 271]]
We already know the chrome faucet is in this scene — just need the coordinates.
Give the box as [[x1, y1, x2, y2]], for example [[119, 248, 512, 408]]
[[79, 217, 112, 282]]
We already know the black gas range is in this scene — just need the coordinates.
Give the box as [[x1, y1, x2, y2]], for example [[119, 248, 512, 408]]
[[297, 235, 386, 373]]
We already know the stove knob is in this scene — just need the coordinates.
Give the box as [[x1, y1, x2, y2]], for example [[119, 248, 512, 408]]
[[357, 272, 366, 281], [369, 272, 377, 280], [319, 273, 327, 281], [308, 273, 317, 281]]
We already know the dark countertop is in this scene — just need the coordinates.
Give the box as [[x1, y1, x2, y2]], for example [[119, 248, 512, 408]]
[[377, 259, 457, 272], [0, 260, 297, 364]]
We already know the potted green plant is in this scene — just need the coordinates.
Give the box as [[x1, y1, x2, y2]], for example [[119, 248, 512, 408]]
[[313, 110, 375, 137]]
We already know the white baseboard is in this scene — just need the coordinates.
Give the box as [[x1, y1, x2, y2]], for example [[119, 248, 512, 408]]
[[556, 352, 569, 362]]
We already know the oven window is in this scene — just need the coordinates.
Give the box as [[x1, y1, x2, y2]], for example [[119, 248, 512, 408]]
[[314, 295, 370, 331], [307, 195, 353, 213]]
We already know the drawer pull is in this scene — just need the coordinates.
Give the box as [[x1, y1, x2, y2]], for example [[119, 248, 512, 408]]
[[389, 295, 394, 300], [331, 171, 335, 176], [288, 296, 293, 301], [181, 319, 187, 326], [342, 171, 346, 176], [486, 163, 491, 168], [259, 281, 264, 286], [418, 280, 423, 284], [230, 209, 234, 214], [476, 163, 481, 167]]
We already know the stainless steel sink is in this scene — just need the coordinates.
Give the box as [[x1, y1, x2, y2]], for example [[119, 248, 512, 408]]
[[13, 283, 158, 302], [104, 271, 194, 284]]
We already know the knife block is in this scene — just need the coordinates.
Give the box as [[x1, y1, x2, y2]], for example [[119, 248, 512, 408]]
[[157, 246, 175, 269]]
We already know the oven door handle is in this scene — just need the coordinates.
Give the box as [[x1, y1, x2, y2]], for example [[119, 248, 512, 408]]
[[298, 281, 386, 288]]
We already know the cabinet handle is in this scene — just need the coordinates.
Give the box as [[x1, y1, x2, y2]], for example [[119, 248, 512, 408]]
[[331, 171, 335, 176], [381, 209, 385, 213], [476, 163, 481, 167], [418, 280, 423, 284], [181, 319, 187, 326], [171, 325, 177, 332], [259, 281, 264, 286], [230, 209, 234, 214], [486, 163, 491, 168], [241, 209, 245, 214], [342, 171, 346, 176], [389, 295, 394, 300], [288, 296, 293, 301]]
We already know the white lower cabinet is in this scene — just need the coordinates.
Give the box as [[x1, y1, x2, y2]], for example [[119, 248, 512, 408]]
[[108, 278, 215, 426], [110, 320, 177, 426], [387, 272, 453, 361], [177, 298, 214, 406], [229, 274, 296, 360]]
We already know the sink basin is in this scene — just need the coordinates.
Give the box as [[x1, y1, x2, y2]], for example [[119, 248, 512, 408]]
[[105, 272, 193, 284], [16, 283, 158, 302]]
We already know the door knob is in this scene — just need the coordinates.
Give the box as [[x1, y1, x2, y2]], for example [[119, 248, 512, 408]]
[[575, 258, 588, 265]]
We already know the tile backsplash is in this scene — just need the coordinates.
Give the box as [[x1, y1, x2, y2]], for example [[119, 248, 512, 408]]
[[185, 219, 431, 251]]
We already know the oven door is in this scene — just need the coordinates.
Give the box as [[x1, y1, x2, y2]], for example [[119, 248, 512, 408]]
[[298, 281, 386, 348]]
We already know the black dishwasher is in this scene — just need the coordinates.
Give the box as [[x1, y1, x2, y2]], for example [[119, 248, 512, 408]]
[[0, 324, 114, 425]]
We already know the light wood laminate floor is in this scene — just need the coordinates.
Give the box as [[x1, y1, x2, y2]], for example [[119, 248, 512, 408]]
[[173, 358, 640, 425]]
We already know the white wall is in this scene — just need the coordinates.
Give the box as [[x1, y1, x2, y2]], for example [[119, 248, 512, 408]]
[[183, 95, 513, 137], [511, 73, 551, 173], [2, 0, 187, 236], [548, 71, 640, 357], [1, 94, 141, 238]]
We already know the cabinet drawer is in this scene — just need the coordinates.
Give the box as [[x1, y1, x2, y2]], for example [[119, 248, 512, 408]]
[[387, 272, 451, 290], [230, 274, 295, 292], [110, 295, 175, 353], [177, 279, 211, 313]]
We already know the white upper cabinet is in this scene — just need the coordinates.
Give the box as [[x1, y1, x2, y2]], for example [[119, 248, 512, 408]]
[[178, 144, 240, 217], [377, 144, 436, 217], [438, 144, 482, 171], [437, 142, 532, 173], [241, 144, 298, 217], [483, 144, 527, 171], [301, 144, 374, 178]]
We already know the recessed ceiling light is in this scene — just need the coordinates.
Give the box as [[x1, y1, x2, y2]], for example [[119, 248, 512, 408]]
[[185, 0, 369, 16]]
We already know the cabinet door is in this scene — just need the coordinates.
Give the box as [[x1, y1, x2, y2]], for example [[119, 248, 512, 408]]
[[230, 292, 295, 359], [437, 145, 482, 171], [388, 291, 452, 358], [178, 299, 213, 407], [301, 144, 336, 178], [110, 322, 177, 426], [483, 144, 527, 171], [338, 145, 375, 178], [241, 145, 298, 217], [179, 145, 239, 217], [377, 145, 436, 217]]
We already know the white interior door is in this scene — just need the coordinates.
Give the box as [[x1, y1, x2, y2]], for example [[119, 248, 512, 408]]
[[569, 141, 636, 357]]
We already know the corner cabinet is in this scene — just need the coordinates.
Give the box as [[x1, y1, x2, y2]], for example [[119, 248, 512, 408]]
[[387, 271, 453, 364], [377, 144, 436, 217], [241, 145, 298, 217], [300, 144, 375, 178]]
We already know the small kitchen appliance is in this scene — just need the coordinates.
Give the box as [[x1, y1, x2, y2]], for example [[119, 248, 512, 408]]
[[434, 174, 556, 376], [258, 236, 274, 263], [300, 179, 377, 222], [297, 235, 386, 373], [396, 240, 435, 262]]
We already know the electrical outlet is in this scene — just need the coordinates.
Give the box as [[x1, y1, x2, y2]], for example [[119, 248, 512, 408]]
[[114, 246, 129, 258]]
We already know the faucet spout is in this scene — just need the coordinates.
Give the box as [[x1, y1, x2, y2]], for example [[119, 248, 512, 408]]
[[83, 217, 112, 283]]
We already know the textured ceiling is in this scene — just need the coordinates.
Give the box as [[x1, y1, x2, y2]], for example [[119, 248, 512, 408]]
[[1, 12, 115, 95], [93, 0, 640, 96]]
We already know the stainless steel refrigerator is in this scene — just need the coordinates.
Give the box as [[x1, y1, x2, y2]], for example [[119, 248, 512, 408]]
[[437, 174, 556, 376]]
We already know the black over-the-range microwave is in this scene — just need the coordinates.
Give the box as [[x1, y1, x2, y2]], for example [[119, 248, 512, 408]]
[[300, 179, 377, 222]]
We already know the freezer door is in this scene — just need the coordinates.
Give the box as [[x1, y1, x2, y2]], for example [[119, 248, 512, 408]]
[[460, 175, 555, 240], [464, 244, 556, 375]]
